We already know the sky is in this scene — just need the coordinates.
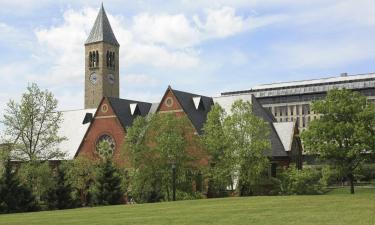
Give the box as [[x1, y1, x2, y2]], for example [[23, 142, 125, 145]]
[[1, 0, 375, 117]]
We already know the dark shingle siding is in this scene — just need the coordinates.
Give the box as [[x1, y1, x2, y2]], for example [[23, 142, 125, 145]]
[[171, 89, 214, 135], [107, 98, 151, 129], [251, 95, 288, 157]]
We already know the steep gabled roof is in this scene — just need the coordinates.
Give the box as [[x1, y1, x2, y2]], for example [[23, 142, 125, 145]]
[[85, 4, 119, 46], [107, 98, 152, 129], [213, 94, 289, 158], [250, 95, 288, 157], [160, 87, 213, 135], [58, 108, 96, 160]]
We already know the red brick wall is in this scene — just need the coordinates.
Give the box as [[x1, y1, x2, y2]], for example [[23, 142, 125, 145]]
[[158, 89, 209, 168], [158, 89, 184, 115], [77, 98, 126, 165]]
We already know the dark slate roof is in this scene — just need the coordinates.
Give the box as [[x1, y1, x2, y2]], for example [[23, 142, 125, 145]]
[[171, 88, 214, 135], [85, 4, 119, 46], [107, 97, 152, 129], [251, 95, 288, 157]]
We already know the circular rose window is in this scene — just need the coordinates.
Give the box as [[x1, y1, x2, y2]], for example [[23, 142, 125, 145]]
[[96, 134, 115, 158]]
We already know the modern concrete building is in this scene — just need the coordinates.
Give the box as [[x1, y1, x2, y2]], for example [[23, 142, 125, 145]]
[[221, 73, 375, 130]]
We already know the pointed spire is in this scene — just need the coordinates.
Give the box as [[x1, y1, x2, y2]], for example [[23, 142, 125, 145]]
[[85, 4, 119, 46]]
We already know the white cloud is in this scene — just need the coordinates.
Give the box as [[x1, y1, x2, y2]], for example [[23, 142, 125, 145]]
[[132, 13, 200, 48], [195, 7, 251, 39], [32, 5, 269, 85]]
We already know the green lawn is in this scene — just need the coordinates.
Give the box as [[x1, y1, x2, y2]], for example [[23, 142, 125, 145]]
[[1, 187, 374, 225]]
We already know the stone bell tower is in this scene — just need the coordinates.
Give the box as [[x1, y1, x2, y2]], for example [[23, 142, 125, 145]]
[[84, 4, 120, 109]]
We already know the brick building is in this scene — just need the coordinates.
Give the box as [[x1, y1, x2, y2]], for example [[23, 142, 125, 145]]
[[57, 4, 302, 172]]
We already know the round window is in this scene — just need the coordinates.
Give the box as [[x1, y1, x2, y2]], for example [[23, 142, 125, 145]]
[[96, 134, 115, 158], [101, 104, 108, 113], [165, 97, 174, 107]]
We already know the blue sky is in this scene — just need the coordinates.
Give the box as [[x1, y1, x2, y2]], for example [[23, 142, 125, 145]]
[[1, 0, 375, 116]]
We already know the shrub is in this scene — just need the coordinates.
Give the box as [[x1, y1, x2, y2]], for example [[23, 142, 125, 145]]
[[279, 167, 323, 195], [17, 161, 55, 203], [355, 164, 375, 182], [176, 190, 204, 200], [250, 177, 281, 196], [320, 166, 344, 187]]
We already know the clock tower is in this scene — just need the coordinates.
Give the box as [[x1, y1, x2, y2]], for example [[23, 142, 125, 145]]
[[84, 4, 119, 109]]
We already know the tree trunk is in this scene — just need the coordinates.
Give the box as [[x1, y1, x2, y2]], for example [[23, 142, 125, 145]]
[[348, 173, 355, 194]]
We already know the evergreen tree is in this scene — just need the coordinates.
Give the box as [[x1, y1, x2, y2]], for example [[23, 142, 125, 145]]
[[0, 160, 38, 213], [95, 159, 124, 205], [46, 164, 75, 210]]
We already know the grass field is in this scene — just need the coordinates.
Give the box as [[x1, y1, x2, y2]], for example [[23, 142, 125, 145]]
[[0, 187, 374, 225]]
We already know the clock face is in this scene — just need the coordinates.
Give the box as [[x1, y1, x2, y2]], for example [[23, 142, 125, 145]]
[[89, 72, 97, 84], [108, 74, 115, 85]]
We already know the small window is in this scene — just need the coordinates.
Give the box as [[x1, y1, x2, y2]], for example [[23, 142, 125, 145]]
[[89, 52, 92, 67], [113, 52, 115, 68], [106, 51, 109, 67]]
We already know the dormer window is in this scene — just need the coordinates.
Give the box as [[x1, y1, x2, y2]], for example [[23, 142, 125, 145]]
[[130, 103, 141, 116], [192, 96, 204, 110]]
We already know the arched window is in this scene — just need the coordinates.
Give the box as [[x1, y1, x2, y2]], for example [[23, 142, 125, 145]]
[[106, 51, 109, 67], [89, 52, 92, 67], [113, 52, 115, 68], [109, 52, 113, 67], [92, 51, 96, 67], [95, 51, 99, 67]]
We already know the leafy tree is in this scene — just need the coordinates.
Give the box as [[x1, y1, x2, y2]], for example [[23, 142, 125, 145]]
[[0, 159, 38, 213], [125, 114, 203, 202], [95, 159, 124, 205], [302, 89, 375, 194], [202, 104, 234, 197], [66, 157, 97, 206], [17, 161, 55, 202], [1, 83, 66, 161], [0, 144, 12, 176], [224, 100, 270, 196], [46, 163, 75, 210]]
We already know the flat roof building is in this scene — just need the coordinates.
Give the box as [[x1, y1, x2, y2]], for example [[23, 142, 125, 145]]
[[221, 73, 375, 130]]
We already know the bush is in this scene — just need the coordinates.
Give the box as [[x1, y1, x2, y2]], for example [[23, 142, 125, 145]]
[[250, 177, 281, 196], [176, 190, 204, 200], [279, 167, 323, 195], [17, 161, 55, 203], [320, 166, 344, 186], [355, 164, 375, 182]]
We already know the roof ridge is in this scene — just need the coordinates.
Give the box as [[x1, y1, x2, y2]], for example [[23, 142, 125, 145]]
[[255, 72, 375, 86], [107, 97, 152, 104]]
